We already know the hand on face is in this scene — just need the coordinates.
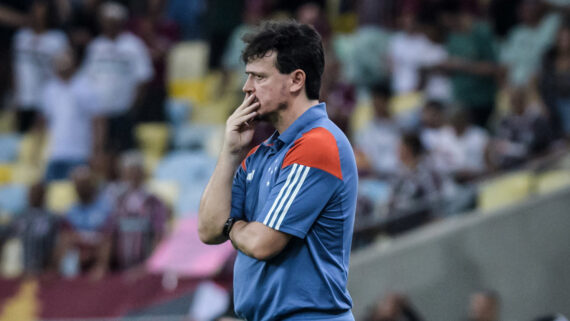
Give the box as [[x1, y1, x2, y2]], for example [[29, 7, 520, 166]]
[[223, 93, 260, 155]]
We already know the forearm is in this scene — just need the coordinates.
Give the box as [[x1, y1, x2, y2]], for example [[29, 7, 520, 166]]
[[229, 221, 290, 261], [198, 149, 244, 244]]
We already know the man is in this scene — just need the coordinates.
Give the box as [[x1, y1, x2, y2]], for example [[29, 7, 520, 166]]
[[40, 49, 103, 182], [12, 0, 69, 133], [81, 1, 153, 152], [198, 21, 358, 321], [111, 151, 169, 271], [55, 166, 113, 280]]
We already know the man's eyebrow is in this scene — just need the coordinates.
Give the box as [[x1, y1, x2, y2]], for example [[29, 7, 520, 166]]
[[245, 71, 264, 76]]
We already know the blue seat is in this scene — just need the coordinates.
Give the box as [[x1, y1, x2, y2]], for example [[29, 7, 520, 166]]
[[0, 184, 28, 217], [0, 134, 22, 162]]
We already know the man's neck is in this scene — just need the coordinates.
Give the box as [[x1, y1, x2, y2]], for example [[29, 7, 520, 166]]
[[274, 98, 319, 133]]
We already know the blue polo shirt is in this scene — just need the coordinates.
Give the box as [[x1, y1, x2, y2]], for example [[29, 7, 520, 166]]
[[230, 103, 358, 321]]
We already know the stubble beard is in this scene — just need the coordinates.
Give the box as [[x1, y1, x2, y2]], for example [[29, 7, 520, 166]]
[[254, 101, 288, 126]]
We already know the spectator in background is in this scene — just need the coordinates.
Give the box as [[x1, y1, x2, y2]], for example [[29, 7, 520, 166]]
[[439, 2, 498, 128], [538, 19, 570, 138], [9, 182, 59, 276], [111, 151, 169, 272], [387, 8, 448, 97], [445, 109, 490, 182], [82, 1, 153, 153], [421, 101, 490, 180], [205, 0, 244, 69], [490, 87, 554, 169], [62, 0, 102, 61], [387, 132, 443, 235], [468, 291, 500, 321], [12, 0, 69, 133], [129, 0, 180, 122], [166, 0, 205, 40], [55, 166, 112, 280], [0, 1, 30, 108], [488, 0, 523, 39], [40, 49, 104, 182], [357, 0, 398, 29], [500, 0, 562, 87], [419, 100, 457, 175], [365, 293, 424, 321], [354, 82, 401, 178]]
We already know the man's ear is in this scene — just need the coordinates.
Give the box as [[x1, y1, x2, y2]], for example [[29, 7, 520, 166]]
[[289, 69, 306, 94]]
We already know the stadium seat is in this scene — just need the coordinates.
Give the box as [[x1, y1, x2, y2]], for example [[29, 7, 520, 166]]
[[535, 170, 570, 195], [0, 184, 27, 216], [0, 134, 21, 163], [154, 151, 216, 216], [167, 41, 209, 81], [165, 98, 192, 128], [10, 164, 42, 186], [17, 132, 47, 166], [135, 123, 170, 159], [0, 110, 16, 133], [167, 41, 211, 105], [0, 164, 14, 185], [350, 99, 373, 135], [46, 180, 76, 215], [390, 91, 423, 117], [477, 171, 534, 212], [173, 123, 223, 151], [146, 179, 180, 209]]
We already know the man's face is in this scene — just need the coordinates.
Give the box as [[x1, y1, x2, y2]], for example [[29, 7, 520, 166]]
[[242, 51, 291, 123]]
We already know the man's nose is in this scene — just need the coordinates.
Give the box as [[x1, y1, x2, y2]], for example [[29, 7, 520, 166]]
[[242, 77, 254, 94]]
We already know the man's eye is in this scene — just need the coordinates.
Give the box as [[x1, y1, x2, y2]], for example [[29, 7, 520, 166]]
[[255, 75, 263, 80]]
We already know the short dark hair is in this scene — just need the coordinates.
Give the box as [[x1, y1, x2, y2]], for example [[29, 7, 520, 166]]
[[370, 81, 392, 99], [401, 132, 425, 158], [241, 20, 325, 100], [424, 100, 446, 113]]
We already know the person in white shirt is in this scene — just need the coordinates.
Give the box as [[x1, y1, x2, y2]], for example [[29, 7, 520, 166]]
[[387, 11, 451, 98], [12, 1, 69, 133], [420, 101, 490, 181], [355, 82, 401, 178], [81, 2, 154, 153], [40, 49, 103, 182]]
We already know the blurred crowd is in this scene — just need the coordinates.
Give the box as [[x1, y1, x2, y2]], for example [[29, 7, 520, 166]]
[[364, 291, 567, 321], [0, 0, 568, 304]]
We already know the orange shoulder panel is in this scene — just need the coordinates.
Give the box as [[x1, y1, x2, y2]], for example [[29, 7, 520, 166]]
[[241, 145, 260, 171], [282, 127, 343, 180]]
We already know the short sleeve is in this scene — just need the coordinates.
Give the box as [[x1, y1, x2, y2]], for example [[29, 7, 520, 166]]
[[256, 127, 344, 239], [256, 163, 341, 238], [230, 145, 260, 220], [230, 166, 247, 220]]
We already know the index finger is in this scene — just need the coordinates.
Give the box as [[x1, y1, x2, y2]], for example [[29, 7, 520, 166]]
[[239, 93, 256, 108]]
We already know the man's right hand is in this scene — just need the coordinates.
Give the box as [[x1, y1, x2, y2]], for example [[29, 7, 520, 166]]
[[223, 93, 260, 156]]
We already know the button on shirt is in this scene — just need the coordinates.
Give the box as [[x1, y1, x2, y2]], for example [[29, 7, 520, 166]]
[[231, 103, 358, 321]]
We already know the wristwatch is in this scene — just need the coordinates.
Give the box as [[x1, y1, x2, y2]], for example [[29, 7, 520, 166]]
[[223, 217, 236, 238]]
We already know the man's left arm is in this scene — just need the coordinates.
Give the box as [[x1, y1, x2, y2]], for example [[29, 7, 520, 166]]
[[229, 221, 291, 261], [229, 163, 343, 260]]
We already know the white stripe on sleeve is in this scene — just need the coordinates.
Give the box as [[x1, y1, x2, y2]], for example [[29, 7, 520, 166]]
[[268, 165, 305, 228], [263, 163, 298, 225], [275, 166, 310, 230]]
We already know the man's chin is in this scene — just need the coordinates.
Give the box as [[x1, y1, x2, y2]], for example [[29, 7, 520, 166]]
[[254, 112, 271, 122]]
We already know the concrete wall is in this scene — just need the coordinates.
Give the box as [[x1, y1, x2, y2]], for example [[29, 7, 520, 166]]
[[349, 187, 570, 321]]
